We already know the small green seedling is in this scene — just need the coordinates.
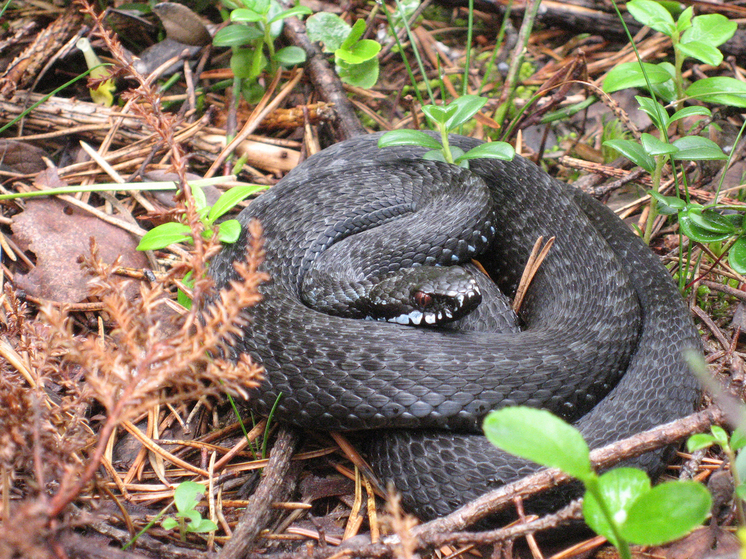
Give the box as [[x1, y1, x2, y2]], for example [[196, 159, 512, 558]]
[[484, 406, 711, 559], [306, 14, 381, 88], [213, 0, 311, 102], [378, 96, 515, 167], [137, 182, 266, 251], [604, 0, 740, 107], [160, 481, 217, 541], [688, 425, 746, 524]]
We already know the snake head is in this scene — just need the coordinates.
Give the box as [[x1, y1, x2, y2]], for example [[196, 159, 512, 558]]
[[366, 266, 482, 326]]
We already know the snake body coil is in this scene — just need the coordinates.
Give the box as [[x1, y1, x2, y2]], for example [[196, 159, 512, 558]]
[[210, 133, 700, 519]]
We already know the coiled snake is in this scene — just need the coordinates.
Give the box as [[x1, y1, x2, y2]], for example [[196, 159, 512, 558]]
[[210, 133, 700, 520]]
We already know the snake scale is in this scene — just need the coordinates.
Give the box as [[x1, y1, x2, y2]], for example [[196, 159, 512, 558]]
[[209, 133, 701, 520]]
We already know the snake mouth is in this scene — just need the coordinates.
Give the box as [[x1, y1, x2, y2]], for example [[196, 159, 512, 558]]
[[385, 283, 482, 326]]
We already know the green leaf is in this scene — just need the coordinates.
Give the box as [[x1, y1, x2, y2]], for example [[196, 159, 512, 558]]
[[173, 481, 205, 513], [444, 95, 489, 129], [620, 481, 711, 545], [306, 12, 351, 53], [736, 484, 746, 501], [191, 518, 218, 533], [636, 96, 670, 130], [603, 62, 672, 93], [668, 105, 711, 125], [677, 41, 723, 66], [675, 6, 693, 33], [213, 24, 263, 47], [671, 136, 727, 160], [648, 190, 685, 215], [582, 468, 650, 547], [208, 184, 267, 222], [268, 5, 312, 24], [273, 45, 306, 66], [341, 18, 366, 50], [686, 433, 718, 452], [729, 236, 746, 275], [230, 49, 254, 79], [679, 213, 732, 243], [336, 57, 379, 88], [710, 425, 730, 446], [649, 62, 678, 103], [336, 39, 381, 64], [456, 142, 515, 162], [217, 219, 241, 243], [250, 46, 267, 80], [161, 517, 179, 530], [177, 270, 193, 309], [137, 222, 192, 251], [602, 139, 656, 173], [686, 77, 746, 108], [422, 104, 458, 126], [731, 428, 746, 451], [181, 509, 202, 525], [231, 8, 263, 22], [641, 133, 677, 156], [422, 149, 448, 163], [626, 0, 676, 36], [687, 209, 735, 234], [682, 14, 737, 48], [378, 130, 442, 150], [483, 407, 593, 480]]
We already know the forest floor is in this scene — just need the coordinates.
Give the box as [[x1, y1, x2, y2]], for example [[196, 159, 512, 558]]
[[0, 0, 745, 558]]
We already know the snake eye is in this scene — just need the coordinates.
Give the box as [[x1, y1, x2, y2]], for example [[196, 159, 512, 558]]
[[413, 291, 433, 310]]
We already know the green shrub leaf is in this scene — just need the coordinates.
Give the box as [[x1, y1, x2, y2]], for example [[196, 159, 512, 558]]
[[173, 481, 205, 513], [682, 14, 737, 48], [161, 517, 178, 530], [729, 236, 746, 275], [686, 77, 746, 108], [620, 481, 711, 545], [306, 12, 351, 52], [422, 104, 459, 126], [641, 133, 677, 156], [648, 190, 685, 215], [603, 139, 656, 172], [686, 433, 719, 452], [137, 222, 192, 251], [582, 468, 650, 547], [378, 130, 442, 150], [217, 220, 241, 243], [668, 105, 711, 125], [483, 407, 592, 480], [671, 136, 727, 160], [336, 57, 379, 88], [208, 184, 267, 222], [677, 41, 723, 67], [457, 142, 515, 162], [626, 0, 676, 36], [603, 62, 672, 93], [213, 24, 263, 47], [341, 18, 366, 50], [336, 39, 381, 64], [268, 5, 312, 24], [273, 45, 306, 66], [230, 8, 263, 23], [192, 518, 218, 533], [679, 213, 732, 243], [445, 95, 488, 129], [731, 428, 746, 451]]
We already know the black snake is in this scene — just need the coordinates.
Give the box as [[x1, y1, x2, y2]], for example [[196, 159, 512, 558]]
[[210, 133, 701, 520]]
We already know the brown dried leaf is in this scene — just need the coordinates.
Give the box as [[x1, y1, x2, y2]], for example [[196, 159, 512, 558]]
[[11, 198, 147, 303]]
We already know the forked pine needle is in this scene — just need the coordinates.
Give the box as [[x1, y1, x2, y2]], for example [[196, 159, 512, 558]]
[[512, 236, 555, 313], [344, 466, 365, 540]]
